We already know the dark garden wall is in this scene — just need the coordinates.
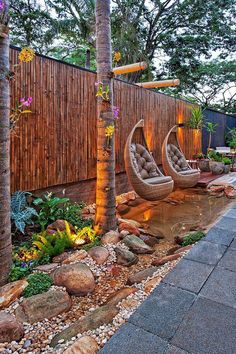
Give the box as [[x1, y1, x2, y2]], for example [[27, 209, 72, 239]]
[[202, 109, 236, 154]]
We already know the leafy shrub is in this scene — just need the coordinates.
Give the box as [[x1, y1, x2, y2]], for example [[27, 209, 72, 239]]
[[33, 192, 90, 229], [182, 231, 205, 246], [222, 157, 232, 165], [33, 193, 70, 229], [11, 191, 38, 233], [9, 255, 51, 282], [207, 150, 223, 162], [23, 273, 53, 298], [32, 231, 72, 258]]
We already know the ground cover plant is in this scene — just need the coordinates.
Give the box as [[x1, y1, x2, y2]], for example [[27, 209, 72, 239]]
[[182, 231, 205, 246], [23, 273, 53, 298]]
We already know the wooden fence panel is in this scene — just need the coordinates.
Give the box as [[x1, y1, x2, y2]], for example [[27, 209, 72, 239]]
[[10, 47, 201, 192]]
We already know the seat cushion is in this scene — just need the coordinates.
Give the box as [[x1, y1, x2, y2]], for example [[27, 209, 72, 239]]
[[130, 143, 160, 179], [179, 169, 199, 175], [167, 144, 189, 172], [145, 176, 172, 185]]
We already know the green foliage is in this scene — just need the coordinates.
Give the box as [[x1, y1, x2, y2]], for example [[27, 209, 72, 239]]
[[9, 255, 50, 282], [82, 237, 101, 251], [186, 107, 204, 130], [226, 128, 236, 148], [182, 231, 205, 246], [11, 191, 38, 233], [23, 273, 53, 298], [205, 122, 218, 133], [33, 192, 89, 230], [207, 150, 223, 162], [32, 231, 72, 258], [222, 157, 232, 165]]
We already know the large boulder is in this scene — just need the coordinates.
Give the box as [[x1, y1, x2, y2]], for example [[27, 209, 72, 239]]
[[15, 290, 71, 324], [63, 336, 98, 354], [0, 279, 28, 310], [53, 263, 95, 296], [123, 235, 154, 254], [88, 246, 109, 265], [0, 313, 24, 342], [51, 304, 119, 347], [115, 246, 138, 267], [101, 231, 120, 245]]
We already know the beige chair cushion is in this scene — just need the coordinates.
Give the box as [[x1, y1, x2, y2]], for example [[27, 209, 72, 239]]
[[130, 143, 159, 179], [179, 169, 199, 175], [145, 176, 172, 185], [167, 144, 189, 172]]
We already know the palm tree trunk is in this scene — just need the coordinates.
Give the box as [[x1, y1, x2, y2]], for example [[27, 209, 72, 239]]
[[95, 0, 117, 234], [85, 49, 91, 69], [208, 132, 212, 151], [0, 0, 12, 285]]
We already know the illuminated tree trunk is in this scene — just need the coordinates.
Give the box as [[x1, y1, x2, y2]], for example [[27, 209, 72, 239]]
[[0, 0, 12, 285], [95, 0, 117, 233]]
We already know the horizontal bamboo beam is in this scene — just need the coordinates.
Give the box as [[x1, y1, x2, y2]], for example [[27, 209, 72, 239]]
[[136, 79, 180, 88], [113, 61, 147, 75]]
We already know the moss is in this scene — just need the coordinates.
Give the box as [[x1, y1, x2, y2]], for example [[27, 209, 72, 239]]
[[182, 231, 205, 246]]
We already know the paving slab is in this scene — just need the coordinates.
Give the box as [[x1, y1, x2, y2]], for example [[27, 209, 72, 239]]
[[129, 284, 196, 340], [204, 226, 235, 246], [184, 240, 226, 265], [200, 266, 236, 308], [99, 322, 168, 354], [230, 203, 236, 209], [215, 216, 236, 231], [224, 208, 236, 218], [230, 238, 236, 250], [171, 297, 236, 354], [162, 259, 213, 293], [218, 248, 236, 272], [164, 345, 190, 354]]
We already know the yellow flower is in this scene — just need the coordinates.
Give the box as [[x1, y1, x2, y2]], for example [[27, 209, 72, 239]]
[[19, 48, 35, 63], [105, 125, 115, 138], [113, 51, 121, 63]]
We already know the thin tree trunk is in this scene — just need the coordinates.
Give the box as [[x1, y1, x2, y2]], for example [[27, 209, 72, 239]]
[[85, 49, 91, 69], [208, 132, 212, 151], [94, 0, 117, 234], [0, 0, 12, 285]]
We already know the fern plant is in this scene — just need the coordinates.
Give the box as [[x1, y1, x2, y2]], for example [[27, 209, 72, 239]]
[[11, 191, 38, 233]]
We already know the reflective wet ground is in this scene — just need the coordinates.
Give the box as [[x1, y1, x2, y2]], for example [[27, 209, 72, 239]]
[[118, 188, 233, 241]]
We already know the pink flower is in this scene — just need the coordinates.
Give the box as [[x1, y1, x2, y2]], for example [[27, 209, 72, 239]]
[[112, 106, 120, 119], [20, 96, 33, 107], [0, 1, 5, 10], [95, 81, 103, 87]]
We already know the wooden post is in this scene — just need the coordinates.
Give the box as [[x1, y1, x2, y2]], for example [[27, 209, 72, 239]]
[[113, 61, 147, 75], [136, 79, 180, 88]]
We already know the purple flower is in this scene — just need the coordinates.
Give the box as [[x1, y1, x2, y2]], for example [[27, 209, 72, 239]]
[[95, 81, 103, 87], [0, 1, 5, 11], [21, 262, 28, 268], [20, 96, 33, 107], [112, 106, 120, 119]]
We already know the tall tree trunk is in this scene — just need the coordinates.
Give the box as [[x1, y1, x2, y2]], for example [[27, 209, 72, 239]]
[[95, 0, 117, 234], [0, 0, 12, 285], [85, 49, 91, 69]]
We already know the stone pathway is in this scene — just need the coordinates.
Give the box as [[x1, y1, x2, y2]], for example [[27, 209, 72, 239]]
[[99, 204, 236, 354]]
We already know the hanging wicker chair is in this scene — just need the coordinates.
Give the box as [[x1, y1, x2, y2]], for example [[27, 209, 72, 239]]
[[124, 119, 174, 201], [162, 125, 200, 188]]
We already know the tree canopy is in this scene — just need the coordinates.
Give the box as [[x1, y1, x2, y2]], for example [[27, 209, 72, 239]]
[[9, 0, 236, 113]]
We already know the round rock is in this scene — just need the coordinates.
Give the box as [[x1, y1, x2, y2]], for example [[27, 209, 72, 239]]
[[53, 263, 95, 296], [101, 231, 120, 245], [0, 313, 24, 343], [88, 246, 109, 265]]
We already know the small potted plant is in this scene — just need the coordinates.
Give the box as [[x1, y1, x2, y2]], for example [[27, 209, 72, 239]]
[[208, 150, 225, 175], [222, 157, 232, 174], [193, 153, 210, 172]]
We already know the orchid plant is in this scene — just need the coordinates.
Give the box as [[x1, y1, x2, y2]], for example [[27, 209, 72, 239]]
[[10, 96, 33, 130], [95, 81, 110, 101]]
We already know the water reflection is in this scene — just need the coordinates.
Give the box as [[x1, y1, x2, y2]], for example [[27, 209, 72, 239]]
[[118, 188, 232, 241]]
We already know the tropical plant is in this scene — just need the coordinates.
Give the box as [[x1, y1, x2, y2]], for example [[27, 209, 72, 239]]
[[0, 0, 12, 285], [95, 0, 117, 234], [207, 150, 223, 162], [33, 193, 70, 229], [32, 231, 72, 258], [205, 122, 218, 151], [182, 231, 205, 246], [226, 128, 236, 149], [23, 273, 53, 298], [186, 107, 204, 131], [52, 201, 90, 229], [222, 157, 232, 165], [11, 191, 38, 233]]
